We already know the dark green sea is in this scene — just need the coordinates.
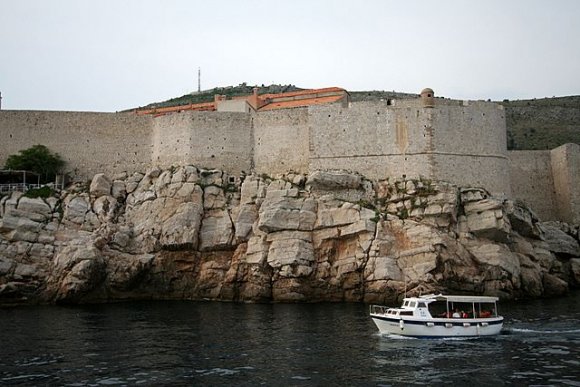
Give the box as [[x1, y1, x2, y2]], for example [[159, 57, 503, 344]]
[[1, 294, 579, 386]]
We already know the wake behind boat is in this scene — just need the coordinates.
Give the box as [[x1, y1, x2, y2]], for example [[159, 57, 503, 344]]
[[370, 294, 503, 338]]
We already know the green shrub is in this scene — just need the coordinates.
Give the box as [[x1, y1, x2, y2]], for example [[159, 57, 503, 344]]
[[24, 186, 54, 199], [4, 145, 64, 183]]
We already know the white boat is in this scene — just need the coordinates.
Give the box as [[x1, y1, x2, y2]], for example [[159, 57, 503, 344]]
[[370, 294, 504, 338]]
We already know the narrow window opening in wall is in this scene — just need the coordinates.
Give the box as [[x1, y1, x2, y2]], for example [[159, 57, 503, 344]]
[[405, 157, 408, 161], [328, 114, 331, 118], [211, 155, 215, 158], [10, 134, 12, 138], [221, 147, 224, 150], [402, 174, 406, 179], [177, 140, 179, 143], [387, 99, 392, 105], [228, 176, 235, 184], [134, 152, 137, 155], [377, 112, 380, 115]]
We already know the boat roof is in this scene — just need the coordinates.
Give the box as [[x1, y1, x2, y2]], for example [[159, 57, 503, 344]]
[[405, 294, 499, 303]]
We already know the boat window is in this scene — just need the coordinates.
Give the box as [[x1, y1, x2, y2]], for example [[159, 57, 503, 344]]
[[418, 302, 426, 308], [399, 311, 413, 316], [403, 301, 409, 307], [409, 302, 416, 308], [428, 301, 449, 317]]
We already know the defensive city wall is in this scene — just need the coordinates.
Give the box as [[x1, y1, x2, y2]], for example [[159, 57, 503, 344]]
[[0, 92, 578, 223]]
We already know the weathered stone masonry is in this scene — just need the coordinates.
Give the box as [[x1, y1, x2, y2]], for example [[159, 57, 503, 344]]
[[0, 96, 578, 222]]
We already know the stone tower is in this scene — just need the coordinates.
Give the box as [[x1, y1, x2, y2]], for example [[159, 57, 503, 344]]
[[420, 88, 435, 108]]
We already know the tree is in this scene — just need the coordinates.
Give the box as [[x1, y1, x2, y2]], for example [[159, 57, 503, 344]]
[[4, 145, 64, 183]]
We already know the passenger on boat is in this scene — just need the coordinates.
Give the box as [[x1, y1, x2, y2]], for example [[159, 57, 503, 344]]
[[452, 309, 461, 318], [479, 310, 492, 318]]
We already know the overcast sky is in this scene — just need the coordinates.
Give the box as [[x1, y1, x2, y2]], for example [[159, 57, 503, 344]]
[[1, 0, 579, 112]]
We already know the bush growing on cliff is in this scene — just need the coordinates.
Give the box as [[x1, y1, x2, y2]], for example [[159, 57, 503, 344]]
[[24, 186, 54, 199], [4, 145, 64, 183]]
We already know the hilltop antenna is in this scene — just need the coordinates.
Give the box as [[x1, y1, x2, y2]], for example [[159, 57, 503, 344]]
[[197, 67, 201, 93]]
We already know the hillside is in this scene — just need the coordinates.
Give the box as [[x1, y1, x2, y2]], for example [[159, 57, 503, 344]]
[[500, 96, 580, 150], [141, 83, 303, 109]]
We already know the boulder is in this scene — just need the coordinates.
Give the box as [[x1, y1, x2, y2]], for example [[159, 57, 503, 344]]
[[89, 174, 112, 198], [540, 223, 580, 256], [62, 195, 90, 225], [199, 209, 234, 251], [504, 200, 540, 238], [234, 204, 258, 240], [542, 273, 568, 296], [17, 197, 52, 221], [461, 198, 511, 242], [51, 244, 106, 302], [306, 170, 362, 190]]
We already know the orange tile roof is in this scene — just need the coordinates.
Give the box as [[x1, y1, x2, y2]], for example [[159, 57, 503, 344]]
[[136, 102, 216, 116], [260, 87, 345, 100], [258, 94, 346, 111], [134, 87, 347, 116]]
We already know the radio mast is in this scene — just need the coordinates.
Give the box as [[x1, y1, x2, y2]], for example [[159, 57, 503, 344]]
[[197, 68, 201, 93]]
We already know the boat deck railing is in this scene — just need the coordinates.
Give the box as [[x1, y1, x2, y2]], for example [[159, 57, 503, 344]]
[[370, 305, 389, 315]]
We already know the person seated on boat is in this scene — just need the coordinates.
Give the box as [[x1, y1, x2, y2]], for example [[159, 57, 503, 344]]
[[462, 311, 469, 318], [479, 310, 492, 318], [452, 309, 461, 318]]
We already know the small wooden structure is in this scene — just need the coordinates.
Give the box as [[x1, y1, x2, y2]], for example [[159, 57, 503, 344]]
[[0, 170, 41, 194]]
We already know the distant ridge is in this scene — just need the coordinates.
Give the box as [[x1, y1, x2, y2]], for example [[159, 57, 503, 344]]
[[500, 96, 580, 150]]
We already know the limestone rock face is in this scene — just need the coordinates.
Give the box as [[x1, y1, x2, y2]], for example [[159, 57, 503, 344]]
[[0, 167, 578, 305]]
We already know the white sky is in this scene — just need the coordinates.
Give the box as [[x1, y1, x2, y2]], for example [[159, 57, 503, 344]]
[[1, 0, 579, 112]]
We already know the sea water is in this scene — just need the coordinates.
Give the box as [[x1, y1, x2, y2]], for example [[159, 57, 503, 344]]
[[1, 293, 579, 386]]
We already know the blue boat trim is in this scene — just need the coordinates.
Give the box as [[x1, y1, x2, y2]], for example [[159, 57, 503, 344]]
[[370, 314, 504, 327]]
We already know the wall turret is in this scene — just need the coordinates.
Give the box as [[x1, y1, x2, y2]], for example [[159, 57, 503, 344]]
[[420, 88, 435, 108]]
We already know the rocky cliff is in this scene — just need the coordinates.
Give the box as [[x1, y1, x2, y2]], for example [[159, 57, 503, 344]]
[[1, 167, 579, 306]]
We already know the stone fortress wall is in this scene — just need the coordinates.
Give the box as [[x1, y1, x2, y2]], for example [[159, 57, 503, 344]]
[[0, 93, 578, 222], [307, 98, 511, 195], [151, 111, 254, 174], [0, 110, 152, 180]]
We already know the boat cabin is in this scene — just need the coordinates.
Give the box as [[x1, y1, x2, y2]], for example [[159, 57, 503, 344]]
[[373, 294, 500, 320]]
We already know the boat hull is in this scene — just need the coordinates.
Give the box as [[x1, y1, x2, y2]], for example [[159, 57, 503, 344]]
[[371, 314, 503, 338]]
